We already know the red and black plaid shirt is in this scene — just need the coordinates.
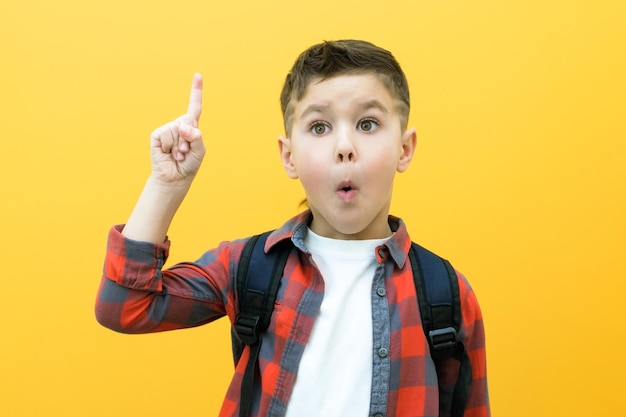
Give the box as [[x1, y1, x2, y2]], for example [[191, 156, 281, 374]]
[[96, 211, 489, 417]]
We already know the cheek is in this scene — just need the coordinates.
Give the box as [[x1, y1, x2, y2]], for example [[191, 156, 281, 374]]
[[367, 149, 401, 187], [371, 145, 401, 170], [292, 154, 327, 188], [297, 165, 326, 191], [372, 166, 397, 191]]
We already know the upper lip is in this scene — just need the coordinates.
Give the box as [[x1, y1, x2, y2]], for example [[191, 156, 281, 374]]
[[338, 180, 356, 192]]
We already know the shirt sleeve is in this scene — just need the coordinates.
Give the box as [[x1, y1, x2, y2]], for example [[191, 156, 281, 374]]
[[95, 225, 236, 334], [457, 271, 491, 417]]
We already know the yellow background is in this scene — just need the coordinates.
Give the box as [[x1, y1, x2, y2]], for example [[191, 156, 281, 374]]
[[1, 0, 624, 416]]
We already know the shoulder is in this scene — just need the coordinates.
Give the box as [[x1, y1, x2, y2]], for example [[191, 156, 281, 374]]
[[454, 269, 487, 346], [454, 270, 482, 311]]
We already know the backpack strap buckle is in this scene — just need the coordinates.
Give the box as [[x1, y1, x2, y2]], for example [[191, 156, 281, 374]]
[[429, 326, 458, 351], [429, 326, 461, 361], [235, 313, 262, 345]]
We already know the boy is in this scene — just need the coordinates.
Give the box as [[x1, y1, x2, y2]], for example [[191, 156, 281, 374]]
[[96, 40, 489, 417]]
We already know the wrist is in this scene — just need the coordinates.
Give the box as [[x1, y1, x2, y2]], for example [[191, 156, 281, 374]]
[[146, 175, 194, 197], [122, 176, 192, 243]]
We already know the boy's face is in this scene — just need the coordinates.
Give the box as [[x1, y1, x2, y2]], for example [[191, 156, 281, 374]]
[[279, 74, 416, 240]]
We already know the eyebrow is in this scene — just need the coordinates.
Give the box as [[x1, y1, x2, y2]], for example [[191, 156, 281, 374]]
[[299, 99, 390, 120], [299, 104, 329, 120], [360, 99, 390, 114]]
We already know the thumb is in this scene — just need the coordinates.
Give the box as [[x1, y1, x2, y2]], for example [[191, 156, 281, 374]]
[[178, 122, 205, 153]]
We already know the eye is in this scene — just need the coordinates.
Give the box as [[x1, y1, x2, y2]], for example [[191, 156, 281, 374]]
[[358, 118, 379, 132], [310, 122, 330, 135]]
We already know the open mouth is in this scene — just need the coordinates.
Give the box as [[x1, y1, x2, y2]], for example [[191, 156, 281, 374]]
[[338, 181, 355, 192], [337, 181, 357, 201]]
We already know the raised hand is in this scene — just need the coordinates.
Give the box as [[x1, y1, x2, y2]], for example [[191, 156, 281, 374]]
[[149, 73, 206, 184], [121, 74, 206, 243]]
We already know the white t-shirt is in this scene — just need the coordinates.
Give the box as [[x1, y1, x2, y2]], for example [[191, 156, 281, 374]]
[[285, 228, 389, 417]]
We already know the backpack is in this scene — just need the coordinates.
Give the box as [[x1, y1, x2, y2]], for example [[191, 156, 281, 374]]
[[232, 231, 472, 417]]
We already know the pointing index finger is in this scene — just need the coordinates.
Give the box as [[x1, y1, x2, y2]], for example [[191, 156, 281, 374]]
[[187, 73, 203, 126]]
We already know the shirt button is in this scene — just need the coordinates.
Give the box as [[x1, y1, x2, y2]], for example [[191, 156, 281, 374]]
[[374, 413, 385, 417], [377, 248, 386, 258], [377, 347, 388, 358], [376, 287, 386, 297]]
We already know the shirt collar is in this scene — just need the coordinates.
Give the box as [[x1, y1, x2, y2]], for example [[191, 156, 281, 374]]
[[265, 210, 411, 268]]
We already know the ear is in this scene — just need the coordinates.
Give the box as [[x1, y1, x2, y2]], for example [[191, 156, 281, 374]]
[[278, 135, 299, 179], [397, 128, 417, 173]]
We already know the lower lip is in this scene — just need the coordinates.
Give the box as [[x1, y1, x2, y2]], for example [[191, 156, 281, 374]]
[[337, 189, 358, 202]]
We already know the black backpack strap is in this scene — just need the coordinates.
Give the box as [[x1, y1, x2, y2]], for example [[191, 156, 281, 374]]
[[409, 243, 472, 417], [234, 231, 289, 417]]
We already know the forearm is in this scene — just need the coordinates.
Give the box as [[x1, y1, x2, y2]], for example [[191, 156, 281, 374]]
[[96, 277, 223, 333], [122, 176, 193, 243], [96, 225, 231, 334]]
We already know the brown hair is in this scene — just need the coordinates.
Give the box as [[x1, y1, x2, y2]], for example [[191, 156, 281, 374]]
[[280, 40, 410, 136]]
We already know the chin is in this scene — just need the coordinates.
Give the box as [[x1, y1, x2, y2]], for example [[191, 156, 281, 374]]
[[330, 219, 381, 240], [309, 205, 386, 239]]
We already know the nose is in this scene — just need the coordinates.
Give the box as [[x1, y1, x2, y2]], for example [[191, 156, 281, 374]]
[[335, 127, 356, 163], [338, 149, 354, 162]]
